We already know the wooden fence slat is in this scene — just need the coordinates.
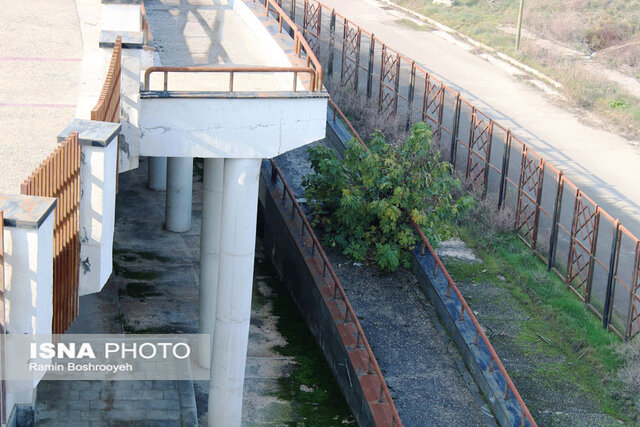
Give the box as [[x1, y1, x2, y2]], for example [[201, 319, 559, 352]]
[[20, 132, 80, 334]]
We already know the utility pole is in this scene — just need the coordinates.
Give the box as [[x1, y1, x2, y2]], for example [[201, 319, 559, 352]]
[[515, 0, 525, 50]]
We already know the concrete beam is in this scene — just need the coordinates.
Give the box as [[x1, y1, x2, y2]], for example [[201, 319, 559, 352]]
[[140, 96, 328, 159]]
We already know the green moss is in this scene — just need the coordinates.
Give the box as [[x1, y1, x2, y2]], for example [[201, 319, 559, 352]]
[[117, 267, 161, 281], [133, 251, 169, 262], [253, 258, 355, 425], [118, 282, 161, 299], [127, 325, 184, 334]]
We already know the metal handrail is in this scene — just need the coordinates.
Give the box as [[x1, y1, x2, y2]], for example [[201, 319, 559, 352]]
[[268, 159, 402, 426], [255, 0, 324, 91], [143, 66, 317, 93]]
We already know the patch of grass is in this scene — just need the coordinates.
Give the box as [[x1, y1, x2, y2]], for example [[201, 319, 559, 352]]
[[254, 258, 355, 425], [390, 0, 640, 140], [448, 227, 633, 422]]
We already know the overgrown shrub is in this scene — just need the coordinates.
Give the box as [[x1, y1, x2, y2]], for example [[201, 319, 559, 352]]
[[302, 122, 472, 271]]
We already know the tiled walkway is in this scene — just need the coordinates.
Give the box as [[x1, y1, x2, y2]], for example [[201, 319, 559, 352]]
[[34, 158, 321, 426]]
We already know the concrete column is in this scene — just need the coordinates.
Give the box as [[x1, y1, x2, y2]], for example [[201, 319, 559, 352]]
[[165, 157, 193, 232], [198, 158, 224, 368], [0, 194, 56, 411], [58, 119, 121, 296], [208, 158, 261, 426], [148, 157, 167, 191]]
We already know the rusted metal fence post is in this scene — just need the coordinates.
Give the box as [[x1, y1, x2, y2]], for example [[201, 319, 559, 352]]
[[393, 53, 401, 115], [547, 171, 564, 271], [327, 9, 336, 78], [406, 61, 416, 131], [603, 220, 621, 329], [625, 242, 640, 340], [586, 208, 601, 304], [530, 160, 545, 249], [449, 92, 461, 166], [482, 121, 494, 196], [366, 35, 375, 99], [497, 129, 511, 209]]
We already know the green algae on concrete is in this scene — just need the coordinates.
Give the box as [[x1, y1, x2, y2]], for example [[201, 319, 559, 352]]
[[253, 257, 356, 426]]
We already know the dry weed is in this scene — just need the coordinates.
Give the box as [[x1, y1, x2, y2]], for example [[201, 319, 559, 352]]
[[326, 78, 408, 144], [614, 340, 640, 419]]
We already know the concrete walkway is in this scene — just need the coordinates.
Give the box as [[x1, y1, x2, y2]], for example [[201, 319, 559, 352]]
[[0, 0, 83, 194], [310, 0, 640, 236]]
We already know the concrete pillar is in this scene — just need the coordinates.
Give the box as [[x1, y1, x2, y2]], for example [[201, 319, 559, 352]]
[[0, 194, 56, 411], [58, 119, 121, 296], [165, 157, 193, 232], [148, 157, 167, 191], [198, 158, 224, 368], [208, 158, 261, 426]]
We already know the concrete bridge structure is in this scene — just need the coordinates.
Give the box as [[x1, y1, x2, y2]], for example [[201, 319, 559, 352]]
[[0, 0, 327, 424]]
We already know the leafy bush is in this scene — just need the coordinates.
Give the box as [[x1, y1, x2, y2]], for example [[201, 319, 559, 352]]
[[302, 122, 472, 271]]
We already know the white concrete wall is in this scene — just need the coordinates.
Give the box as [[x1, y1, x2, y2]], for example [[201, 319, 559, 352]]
[[79, 140, 118, 296], [3, 214, 54, 336], [101, 4, 141, 32], [140, 96, 328, 158], [119, 48, 142, 172], [75, 0, 111, 120]]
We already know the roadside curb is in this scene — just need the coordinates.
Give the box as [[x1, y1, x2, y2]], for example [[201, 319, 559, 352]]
[[377, 0, 563, 90]]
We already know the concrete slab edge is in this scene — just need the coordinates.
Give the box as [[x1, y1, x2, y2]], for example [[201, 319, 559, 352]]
[[259, 165, 391, 426], [375, 0, 562, 90], [412, 250, 528, 427]]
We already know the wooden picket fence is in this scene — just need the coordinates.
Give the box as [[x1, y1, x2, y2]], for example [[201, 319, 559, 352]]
[[91, 36, 122, 122], [92, 36, 122, 190], [20, 133, 81, 334]]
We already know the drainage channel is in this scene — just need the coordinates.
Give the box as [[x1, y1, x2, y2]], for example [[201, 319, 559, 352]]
[[263, 141, 497, 426]]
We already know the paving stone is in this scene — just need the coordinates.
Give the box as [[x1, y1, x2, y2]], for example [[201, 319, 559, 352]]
[[68, 400, 91, 411], [162, 390, 179, 401], [75, 390, 99, 401], [79, 410, 104, 421], [89, 400, 111, 410]]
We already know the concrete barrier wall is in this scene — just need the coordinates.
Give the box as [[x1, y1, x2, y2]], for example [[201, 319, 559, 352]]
[[258, 166, 377, 427]]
